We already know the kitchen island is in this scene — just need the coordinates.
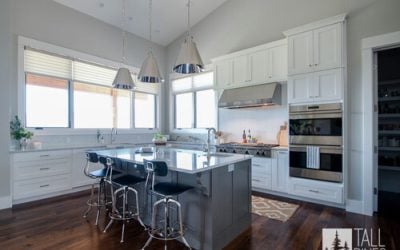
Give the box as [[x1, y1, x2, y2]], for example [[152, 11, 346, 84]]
[[92, 147, 252, 250]]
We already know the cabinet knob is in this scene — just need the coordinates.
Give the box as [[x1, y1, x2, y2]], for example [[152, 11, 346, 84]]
[[314, 64, 318, 66], [309, 64, 312, 67]]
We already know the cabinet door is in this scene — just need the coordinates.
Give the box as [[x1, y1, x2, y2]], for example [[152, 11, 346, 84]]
[[269, 45, 288, 81], [288, 73, 313, 104], [272, 151, 288, 193], [215, 60, 233, 89], [249, 50, 268, 84], [311, 68, 343, 102], [313, 23, 343, 71], [288, 31, 313, 75], [233, 55, 250, 85]]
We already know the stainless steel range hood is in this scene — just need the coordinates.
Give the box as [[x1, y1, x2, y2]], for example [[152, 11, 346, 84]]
[[218, 83, 282, 109]]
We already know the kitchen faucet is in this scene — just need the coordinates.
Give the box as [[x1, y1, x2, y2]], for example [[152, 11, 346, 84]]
[[205, 128, 217, 152], [111, 128, 117, 144]]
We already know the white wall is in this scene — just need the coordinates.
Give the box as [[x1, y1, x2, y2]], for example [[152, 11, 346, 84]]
[[218, 85, 288, 144], [166, 0, 400, 203]]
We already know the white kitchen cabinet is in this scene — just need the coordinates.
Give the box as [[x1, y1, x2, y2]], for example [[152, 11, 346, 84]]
[[285, 16, 345, 76], [214, 59, 233, 89], [271, 150, 288, 193], [288, 68, 343, 104], [313, 23, 342, 72], [269, 44, 288, 81], [212, 39, 287, 89], [249, 50, 268, 84], [251, 157, 272, 190], [12, 150, 73, 200], [288, 31, 313, 75], [233, 55, 250, 85], [288, 177, 344, 204]]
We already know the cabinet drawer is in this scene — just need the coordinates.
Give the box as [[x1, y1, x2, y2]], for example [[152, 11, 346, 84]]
[[13, 174, 71, 200], [252, 175, 272, 189], [252, 157, 272, 175], [13, 150, 72, 163], [14, 158, 71, 180], [288, 178, 343, 204]]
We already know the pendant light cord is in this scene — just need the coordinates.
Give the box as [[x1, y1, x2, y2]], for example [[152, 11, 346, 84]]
[[122, 0, 127, 64], [148, 0, 153, 53], [187, 0, 191, 37]]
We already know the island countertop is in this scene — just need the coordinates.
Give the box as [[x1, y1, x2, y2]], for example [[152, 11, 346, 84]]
[[91, 147, 252, 174]]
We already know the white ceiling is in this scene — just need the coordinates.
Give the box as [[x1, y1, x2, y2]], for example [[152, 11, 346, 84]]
[[54, 0, 228, 46]]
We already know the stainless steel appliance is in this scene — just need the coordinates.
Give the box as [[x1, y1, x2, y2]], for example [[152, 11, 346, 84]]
[[218, 83, 281, 109], [289, 103, 342, 146], [216, 143, 279, 157], [289, 103, 343, 183]]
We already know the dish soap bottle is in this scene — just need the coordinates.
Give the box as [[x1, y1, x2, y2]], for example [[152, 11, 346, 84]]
[[248, 129, 252, 143], [242, 130, 247, 143]]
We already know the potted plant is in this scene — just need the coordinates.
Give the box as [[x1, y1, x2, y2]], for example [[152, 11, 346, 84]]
[[10, 116, 34, 150], [152, 133, 167, 145]]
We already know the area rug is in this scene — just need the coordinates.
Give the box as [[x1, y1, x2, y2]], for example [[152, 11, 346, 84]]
[[251, 195, 299, 222]]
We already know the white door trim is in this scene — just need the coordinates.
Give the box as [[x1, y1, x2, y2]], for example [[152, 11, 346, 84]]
[[362, 31, 400, 216]]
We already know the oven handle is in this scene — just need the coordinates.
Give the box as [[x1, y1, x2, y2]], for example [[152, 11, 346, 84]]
[[289, 145, 343, 154], [289, 113, 342, 119]]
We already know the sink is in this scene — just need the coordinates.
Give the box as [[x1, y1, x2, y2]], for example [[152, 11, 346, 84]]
[[202, 153, 231, 158], [105, 143, 135, 149]]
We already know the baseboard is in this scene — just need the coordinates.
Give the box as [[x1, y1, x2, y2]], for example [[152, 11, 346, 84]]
[[345, 199, 364, 214], [0, 195, 12, 210]]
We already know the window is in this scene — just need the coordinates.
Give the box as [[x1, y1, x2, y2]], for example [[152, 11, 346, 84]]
[[172, 72, 216, 129], [23, 47, 159, 129], [135, 93, 156, 128], [26, 74, 69, 128]]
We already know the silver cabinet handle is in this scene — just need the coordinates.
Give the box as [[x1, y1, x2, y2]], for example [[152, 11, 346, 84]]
[[40, 154, 50, 157], [314, 64, 318, 66], [309, 64, 312, 67], [40, 167, 50, 171], [252, 164, 263, 167], [40, 184, 50, 188], [252, 179, 261, 182], [309, 189, 320, 193]]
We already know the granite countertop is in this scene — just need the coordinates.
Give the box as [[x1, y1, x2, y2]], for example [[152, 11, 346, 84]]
[[92, 147, 252, 174]]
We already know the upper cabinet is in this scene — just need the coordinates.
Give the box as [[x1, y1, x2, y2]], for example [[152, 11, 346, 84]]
[[284, 14, 347, 104], [212, 39, 287, 90]]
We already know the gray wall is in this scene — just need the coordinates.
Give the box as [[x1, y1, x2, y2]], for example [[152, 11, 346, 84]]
[[166, 0, 400, 201], [0, 0, 12, 200]]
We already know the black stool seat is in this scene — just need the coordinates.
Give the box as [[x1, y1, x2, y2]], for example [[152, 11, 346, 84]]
[[113, 175, 145, 186], [153, 183, 193, 196], [89, 168, 109, 178]]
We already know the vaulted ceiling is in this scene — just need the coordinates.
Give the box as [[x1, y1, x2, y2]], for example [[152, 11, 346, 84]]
[[54, 0, 228, 46]]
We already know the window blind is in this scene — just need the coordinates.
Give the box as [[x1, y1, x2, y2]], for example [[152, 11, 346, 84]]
[[24, 49, 71, 79], [135, 78, 160, 94], [171, 72, 214, 93], [73, 61, 117, 86]]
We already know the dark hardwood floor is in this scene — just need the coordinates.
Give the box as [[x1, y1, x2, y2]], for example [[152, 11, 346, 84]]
[[0, 190, 399, 250]]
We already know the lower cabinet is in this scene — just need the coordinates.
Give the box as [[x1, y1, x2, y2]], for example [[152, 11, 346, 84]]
[[251, 150, 289, 193], [12, 147, 104, 202], [288, 177, 344, 204]]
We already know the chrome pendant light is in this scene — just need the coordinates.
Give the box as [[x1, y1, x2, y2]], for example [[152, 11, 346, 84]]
[[138, 0, 164, 83], [113, 0, 135, 90], [173, 0, 204, 74], [138, 0, 163, 83]]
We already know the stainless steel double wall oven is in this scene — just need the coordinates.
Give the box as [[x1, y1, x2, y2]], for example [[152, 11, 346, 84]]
[[289, 103, 343, 183]]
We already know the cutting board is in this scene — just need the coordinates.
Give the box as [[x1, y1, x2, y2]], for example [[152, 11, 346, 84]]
[[279, 124, 288, 147]]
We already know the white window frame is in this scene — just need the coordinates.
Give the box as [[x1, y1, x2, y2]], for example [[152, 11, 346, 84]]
[[169, 68, 218, 133], [17, 36, 160, 135]]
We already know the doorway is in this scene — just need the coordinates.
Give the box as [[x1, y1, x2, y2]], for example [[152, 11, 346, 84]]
[[375, 46, 400, 215]]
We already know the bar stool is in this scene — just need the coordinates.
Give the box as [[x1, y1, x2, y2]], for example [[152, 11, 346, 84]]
[[142, 159, 193, 249], [83, 152, 111, 225], [103, 157, 147, 243]]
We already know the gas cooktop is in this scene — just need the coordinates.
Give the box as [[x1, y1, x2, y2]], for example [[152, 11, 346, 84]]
[[216, 143, 279, 157]]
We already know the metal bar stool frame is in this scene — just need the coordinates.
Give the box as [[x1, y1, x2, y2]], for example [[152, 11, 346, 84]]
[[142, 160, 192, 250], [103, 157, 146, 243], [83, 152, 110, 226]]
